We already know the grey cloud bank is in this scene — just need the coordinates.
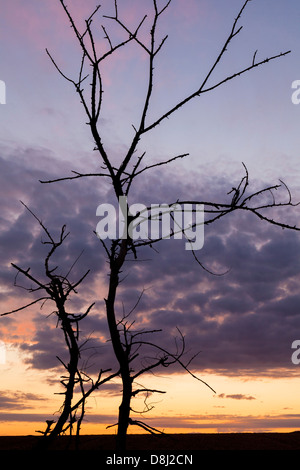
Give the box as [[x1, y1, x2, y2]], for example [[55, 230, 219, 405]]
[[0, 144, 300, 380]]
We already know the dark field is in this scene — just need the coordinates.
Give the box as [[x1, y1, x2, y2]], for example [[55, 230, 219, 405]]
[[0, 432, 300, 451]]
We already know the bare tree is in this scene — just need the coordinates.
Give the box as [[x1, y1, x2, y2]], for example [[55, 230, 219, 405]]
[[104, 293, 217, 439], [1, 203, 119, 449], [38, 0, 300, 451]]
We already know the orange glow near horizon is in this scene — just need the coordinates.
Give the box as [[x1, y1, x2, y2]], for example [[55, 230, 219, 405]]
[[1, 344, 300, 436]]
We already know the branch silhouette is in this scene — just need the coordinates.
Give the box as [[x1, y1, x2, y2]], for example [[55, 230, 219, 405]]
[[2, 203, 118, 449], [33, 0, 300, 451]]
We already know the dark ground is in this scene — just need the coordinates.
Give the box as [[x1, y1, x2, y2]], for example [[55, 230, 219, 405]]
[[0, 432, 300, 451]]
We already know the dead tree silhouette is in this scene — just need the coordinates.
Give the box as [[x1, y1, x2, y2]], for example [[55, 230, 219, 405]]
[[35, 0, 300, 451], [2, 203, 119, 449]]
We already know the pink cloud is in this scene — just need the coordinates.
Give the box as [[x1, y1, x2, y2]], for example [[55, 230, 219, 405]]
[[171, 0, 210, 28]]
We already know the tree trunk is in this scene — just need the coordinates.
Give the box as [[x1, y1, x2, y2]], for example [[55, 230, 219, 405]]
[[38, 309, 80, 449], [116, 363, 132, 452], [105, 241, 131, 452]]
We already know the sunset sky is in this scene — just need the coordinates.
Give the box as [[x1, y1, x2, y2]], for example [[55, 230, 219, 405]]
[[1, 0, 300, 437]]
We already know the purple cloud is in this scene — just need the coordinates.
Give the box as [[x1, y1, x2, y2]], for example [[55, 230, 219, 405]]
[[1, 143, 300, 382]]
